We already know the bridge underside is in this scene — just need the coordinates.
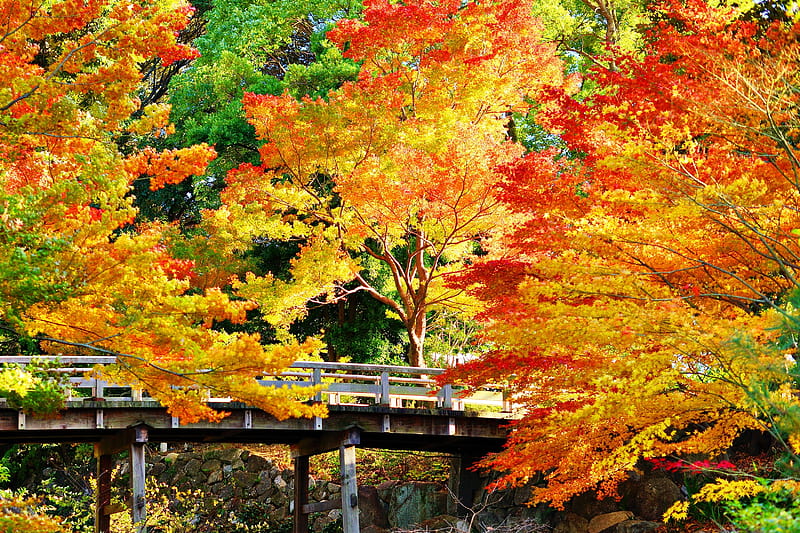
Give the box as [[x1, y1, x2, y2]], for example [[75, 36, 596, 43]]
[[1, 402, 509, 533], [0, 401, 508, 453]]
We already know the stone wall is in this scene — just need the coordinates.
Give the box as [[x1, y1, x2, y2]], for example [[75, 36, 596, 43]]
[[146, 446, 456, 532], [146, 446, 681, 533], [149, 446, 339, 531]]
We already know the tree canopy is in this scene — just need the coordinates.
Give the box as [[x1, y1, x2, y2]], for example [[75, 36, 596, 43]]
[[0, 0, 324, 423], [445, 0, 800, 509], [220, 0, 566, 365]]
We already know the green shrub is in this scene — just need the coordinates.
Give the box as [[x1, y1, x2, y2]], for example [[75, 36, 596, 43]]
[[311, 448, 450, 485], [0, 360, 71, 415], [726, 486, 800, 532]]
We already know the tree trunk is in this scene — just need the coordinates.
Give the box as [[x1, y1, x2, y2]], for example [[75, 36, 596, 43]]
[[405, 311, 427, 367]]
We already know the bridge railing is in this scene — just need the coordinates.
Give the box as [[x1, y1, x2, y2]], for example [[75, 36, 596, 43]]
[[0, 357, 511, 413]]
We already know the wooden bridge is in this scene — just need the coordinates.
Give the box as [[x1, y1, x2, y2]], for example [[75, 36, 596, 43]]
[[0, 357, 515, 533]]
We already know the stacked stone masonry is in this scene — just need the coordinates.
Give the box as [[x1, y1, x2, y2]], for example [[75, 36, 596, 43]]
[[147, 446, 677, 533]]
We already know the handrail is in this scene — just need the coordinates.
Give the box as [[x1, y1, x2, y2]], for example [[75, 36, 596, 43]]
[[290, 361, 445, 375], [0, 356, 118, 364], [0, 356, 512, 414]]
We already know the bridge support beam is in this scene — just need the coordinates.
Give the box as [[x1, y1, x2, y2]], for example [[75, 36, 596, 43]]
[[293, 455, 310, 533], [130, 432, 147, 529], [94, 425, 149, 533], [339, 438, 359, 533], [292, 428, 361, 533], [94, 452, 112, 533]]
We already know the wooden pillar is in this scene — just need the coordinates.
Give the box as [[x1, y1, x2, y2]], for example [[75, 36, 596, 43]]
[[94, 451, 112, 533], [291, 428, 361, 533], [339, 440, 359, 533], [94, 426, 149, 533], [293, 455, 310, 533], [130, 434, 147, 532]]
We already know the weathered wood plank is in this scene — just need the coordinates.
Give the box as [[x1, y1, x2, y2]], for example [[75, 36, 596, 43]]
[[130, 436, 147, 530], [289, 361, 445, 375], [0, 356, 117, 364]]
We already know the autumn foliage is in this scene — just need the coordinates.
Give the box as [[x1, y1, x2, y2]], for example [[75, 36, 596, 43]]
[[221, 0, 565, 366], [8, 0, 800, 522], [0, 0, 323, 423], [0, 494, 69, 532], [445, 0, 800, 510]]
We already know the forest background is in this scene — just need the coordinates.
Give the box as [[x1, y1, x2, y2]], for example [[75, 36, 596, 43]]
[[3, 0, 800, 529]]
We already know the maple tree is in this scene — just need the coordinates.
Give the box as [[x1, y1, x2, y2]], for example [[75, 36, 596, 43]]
[[445, 0, 800, 511], [219, 0, 567, 366], [145, 0, 413, 364], [0, 0, 325, 422]]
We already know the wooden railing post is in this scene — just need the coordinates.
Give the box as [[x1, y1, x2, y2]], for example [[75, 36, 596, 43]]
[[379, 371, 390, 405], [93, 379, 105, 400], [502, 388, 512, 412], [312, 367, 322, 402], [442, 384, 453, 409]]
